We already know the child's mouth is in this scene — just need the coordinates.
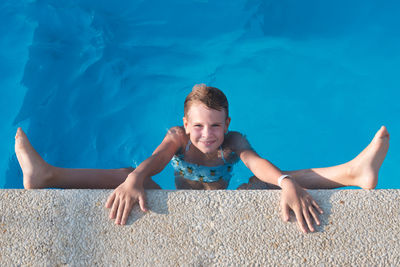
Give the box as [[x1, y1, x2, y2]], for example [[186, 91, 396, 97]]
[[201, 140, 216, 146]]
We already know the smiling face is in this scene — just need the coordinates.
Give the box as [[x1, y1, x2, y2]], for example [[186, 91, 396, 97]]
[[183, 102, 231, 154]]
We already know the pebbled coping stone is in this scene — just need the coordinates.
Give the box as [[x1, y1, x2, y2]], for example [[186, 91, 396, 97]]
[[0, 189, 399, 266]]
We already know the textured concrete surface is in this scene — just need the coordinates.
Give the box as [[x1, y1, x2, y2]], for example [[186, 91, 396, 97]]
[[0, 189, 399, 266]]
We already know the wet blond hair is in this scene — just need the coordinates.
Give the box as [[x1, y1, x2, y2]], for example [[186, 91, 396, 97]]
[[184, 84, 229, 119]]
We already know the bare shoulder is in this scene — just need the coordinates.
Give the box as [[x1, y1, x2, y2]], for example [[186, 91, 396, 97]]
[[224, 131, 253, 152], [166, 126, 188, 151], [167, 126, 186, 137]]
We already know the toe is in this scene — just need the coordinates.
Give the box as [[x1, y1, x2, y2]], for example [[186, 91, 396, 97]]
[[375, 126, 390, 140]]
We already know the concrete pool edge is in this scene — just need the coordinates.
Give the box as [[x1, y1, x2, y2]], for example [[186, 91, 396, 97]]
[[1, 189, 399, 265]]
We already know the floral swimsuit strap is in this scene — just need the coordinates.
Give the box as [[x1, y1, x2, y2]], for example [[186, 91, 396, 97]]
[[184, 140, 227, 164], [171, 140, 234, 183]]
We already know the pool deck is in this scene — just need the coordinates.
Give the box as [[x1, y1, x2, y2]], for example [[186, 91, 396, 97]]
[[0, 189, 399, 265]]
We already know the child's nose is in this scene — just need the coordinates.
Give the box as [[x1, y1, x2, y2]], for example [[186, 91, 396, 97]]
[[202, 127, 212, 137]]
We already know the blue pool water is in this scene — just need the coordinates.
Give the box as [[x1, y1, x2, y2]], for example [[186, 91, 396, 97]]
[[1, 0, 399, 189]]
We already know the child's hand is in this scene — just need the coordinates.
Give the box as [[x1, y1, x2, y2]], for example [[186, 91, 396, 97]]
[[105, 179, 148, 225], [280, 179, 323, 233]]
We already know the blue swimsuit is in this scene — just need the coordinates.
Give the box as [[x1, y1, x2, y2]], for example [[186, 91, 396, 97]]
[[171, 140, 239, 183]]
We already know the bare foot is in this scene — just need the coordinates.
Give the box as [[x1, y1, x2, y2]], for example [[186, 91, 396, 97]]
[[15, 128, 53, 189], [348, 126, 390, 189]]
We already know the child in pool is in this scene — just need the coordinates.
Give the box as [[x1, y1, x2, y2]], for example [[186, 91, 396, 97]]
[[15, 84, 390, 233]]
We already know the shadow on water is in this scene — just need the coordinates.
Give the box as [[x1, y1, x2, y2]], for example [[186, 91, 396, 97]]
[[4, 156, 24, 189], [244, 0, 400, 40]]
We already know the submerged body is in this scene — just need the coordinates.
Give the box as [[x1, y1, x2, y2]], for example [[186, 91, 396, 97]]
[[171, 128, 240, 189]]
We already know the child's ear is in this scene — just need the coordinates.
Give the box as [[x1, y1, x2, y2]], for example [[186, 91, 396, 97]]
[[225, 117, 231, 133], [183, 117, 189, 134]]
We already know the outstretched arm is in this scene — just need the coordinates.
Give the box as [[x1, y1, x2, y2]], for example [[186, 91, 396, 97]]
[[105, 127, 184, 225], [129, 127, 184, 184], [228, 132, 323, 233], [228, 132, 283, 184]]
